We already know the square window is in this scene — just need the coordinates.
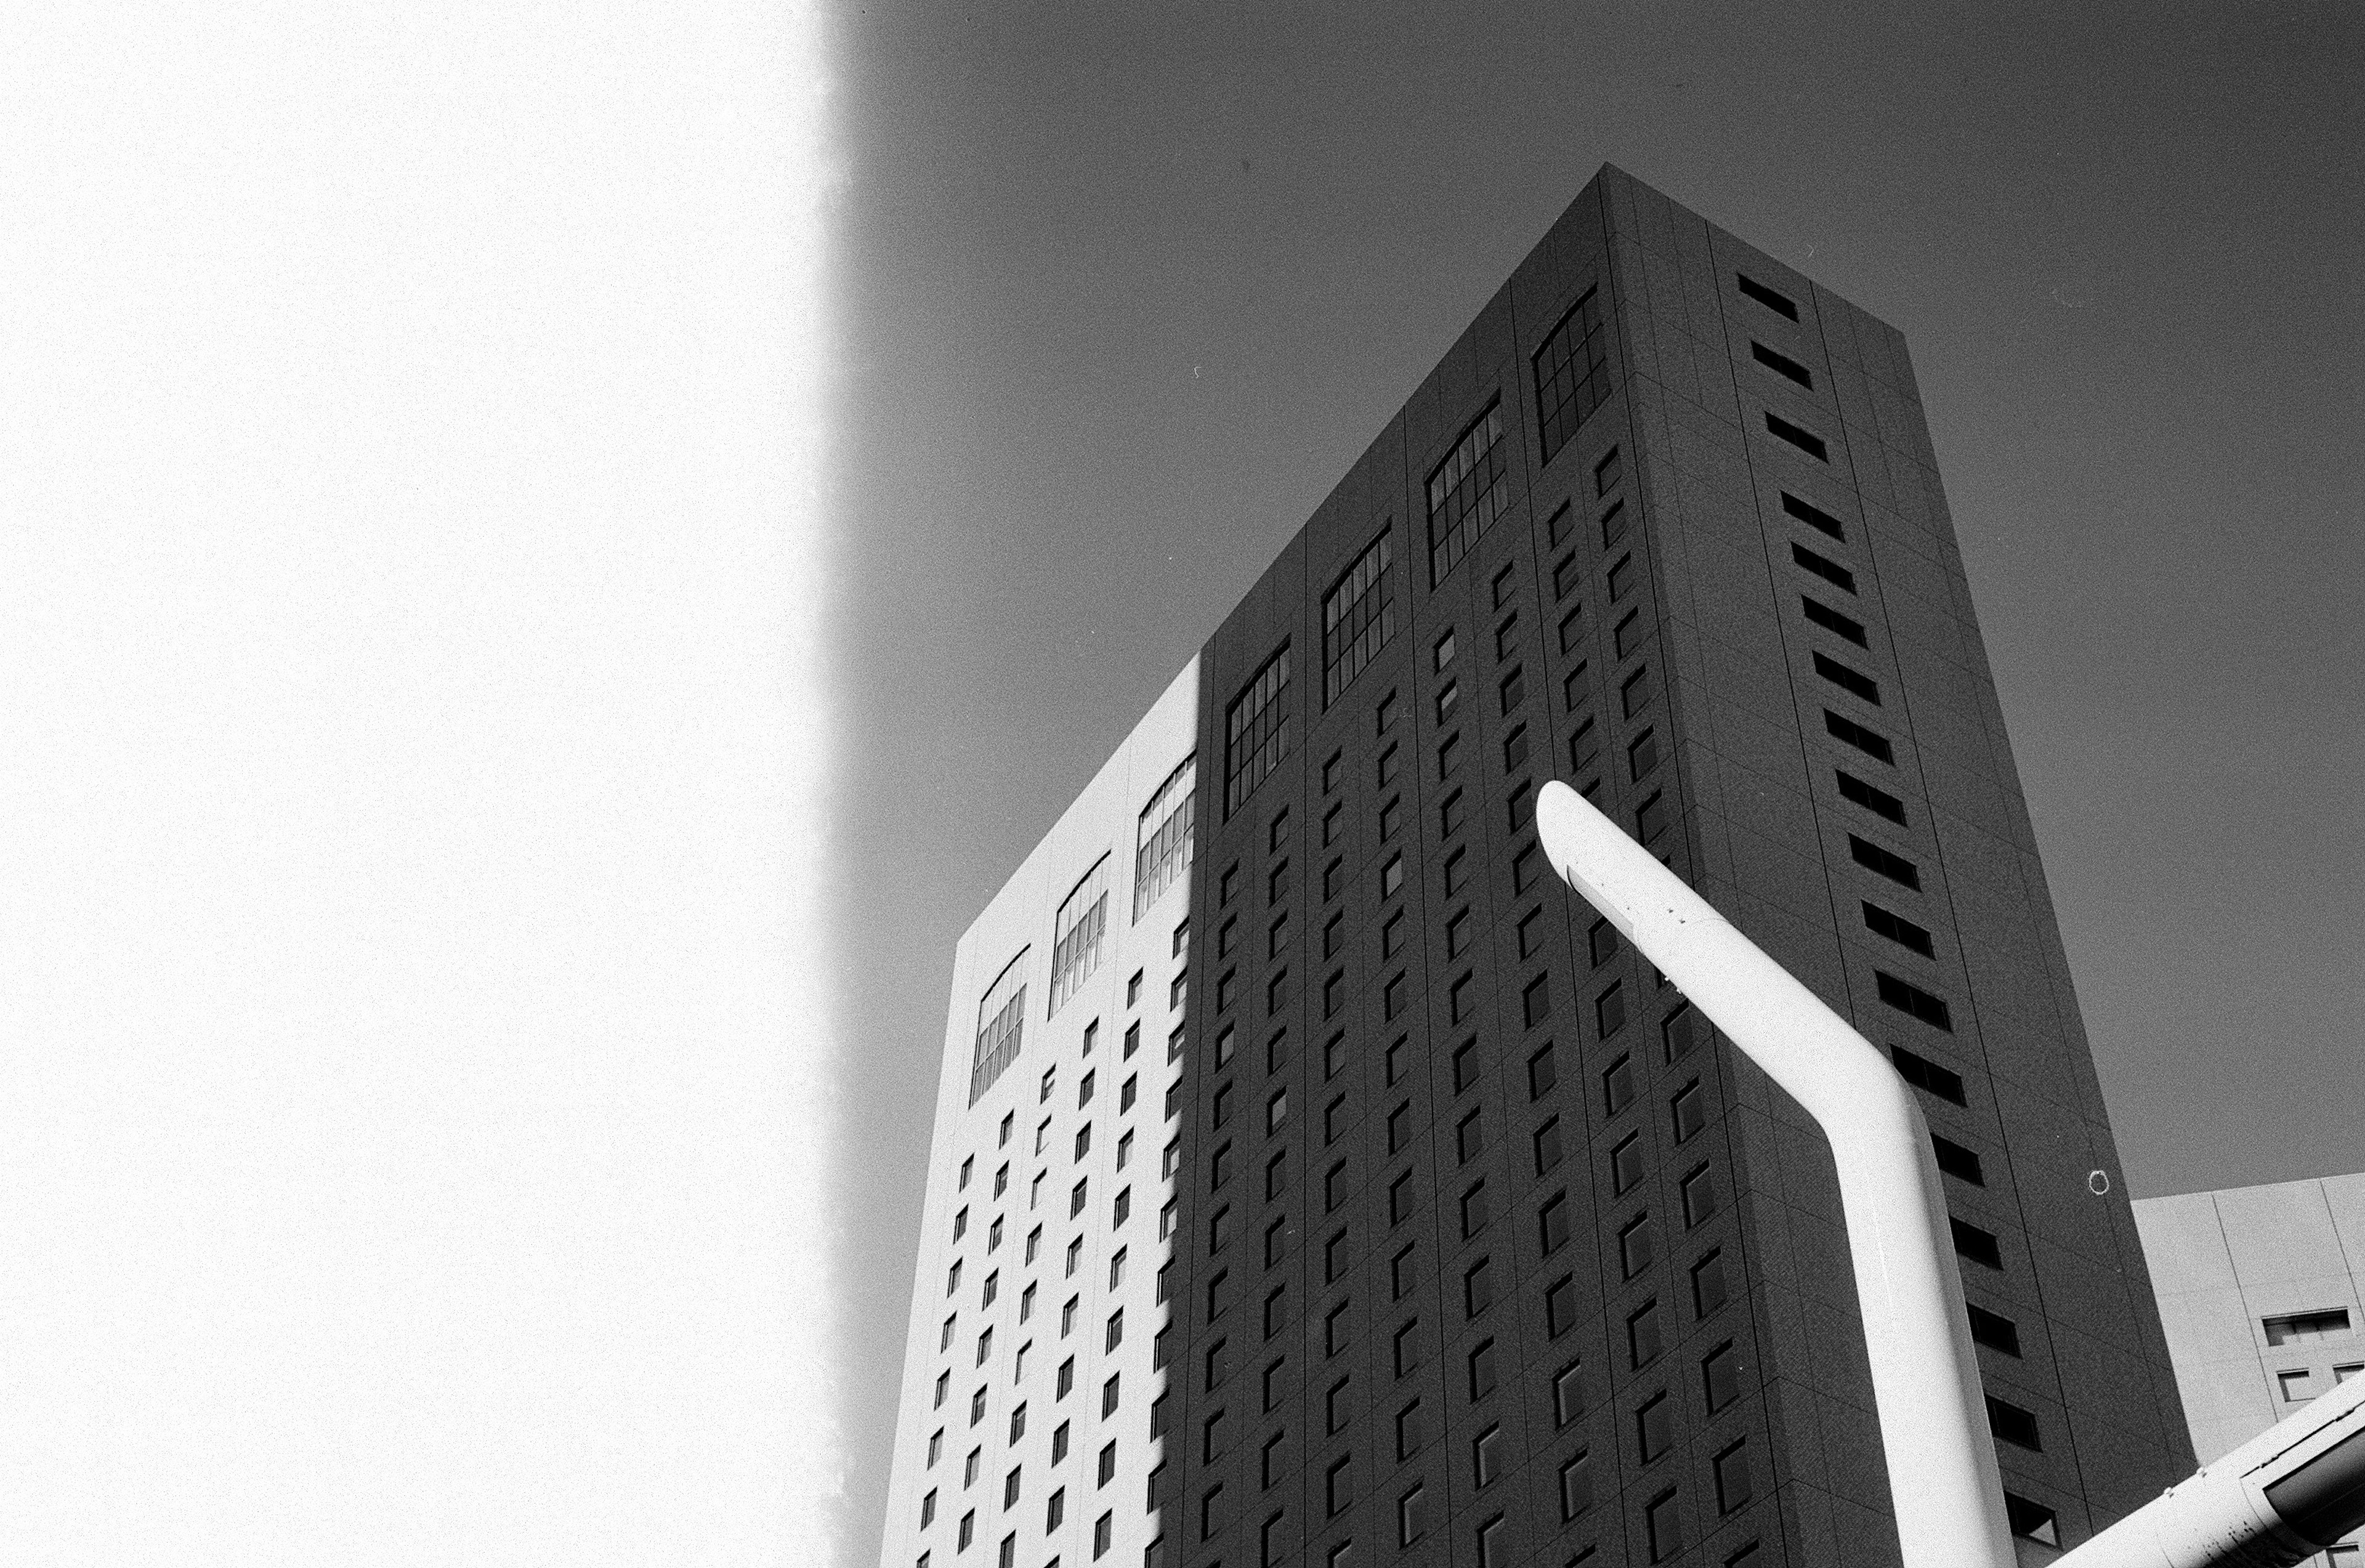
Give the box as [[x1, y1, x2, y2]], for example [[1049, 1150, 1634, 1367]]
[[1534, 1115, 1565, 1174], [1558, 1451, 1593, 1520], [1545, 1273, 1577, 1336], [1468, 1338, 1498, 1399], [1622, 665, 1655, 719], [1603, 1055, 1635, 1115], [1527, 1040, 1556, 1099], [1620, 1214, 1657, 1279], [1636, 1393, 1672, 1461], [1672, 1082, 1705, 1141], [1596, 982, 1627, 1039], [1553, 1362, 1587, 1425], [1397, 1484, 1428, 1547], [1611, 1133, 1646, 1194], [1629, 1299, 1663, 1367], [1473, 1425, 1503, 1486], [1703, 1341, 1740, 1410], [1645, 1491, 1683, 1561], [1682, 1165, 1720, 1227]]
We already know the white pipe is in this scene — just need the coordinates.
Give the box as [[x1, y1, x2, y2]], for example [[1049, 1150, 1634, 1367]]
[[1536, 781, 2016, 1568], [2055, 1367, 2365, 1568]]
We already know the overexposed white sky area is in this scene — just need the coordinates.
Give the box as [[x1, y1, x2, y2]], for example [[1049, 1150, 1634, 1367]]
[[1, 5, 838, 1563]]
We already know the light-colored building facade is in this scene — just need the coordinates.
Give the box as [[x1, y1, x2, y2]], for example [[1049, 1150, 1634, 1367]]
[[2133, 1174, 2365, 1566], [879, 664, 1201, 1568]]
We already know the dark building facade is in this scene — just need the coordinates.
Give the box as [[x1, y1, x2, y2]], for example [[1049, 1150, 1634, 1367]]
[[1158, 165, 2191, 1568]]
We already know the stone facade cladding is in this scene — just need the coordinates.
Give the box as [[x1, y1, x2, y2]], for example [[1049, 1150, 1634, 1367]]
[[1158, 164, 2191, 1568]]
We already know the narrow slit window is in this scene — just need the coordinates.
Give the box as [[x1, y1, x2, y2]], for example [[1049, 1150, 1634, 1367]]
[[1848, 834, 1920, 889], [1825, 710, 1893, 764], [1751, 341, 1813, 389], [1765, 411, 1828, 461], [1862, 900, 1935, 956], [1837, 769, 1906, 823], [1737, 272, 1799, 320], [1813, 652, 1881, 705], [1792, 543, 1856, 594], [1801, 596, 1867, 646], [1780, 491, 1845, 540]]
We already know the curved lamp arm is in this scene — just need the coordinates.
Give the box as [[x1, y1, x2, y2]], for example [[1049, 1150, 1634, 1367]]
[[1537, 782, 2016, 1568]]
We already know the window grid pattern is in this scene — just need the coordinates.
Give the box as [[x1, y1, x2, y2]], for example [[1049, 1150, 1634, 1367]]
[[1322, 529, 1397, 708], [1049, 857, 1112, 1017], [1426, 402, 1511, 588], [969, 950, 1029, 1107], [1133, 756, 1197, 923], [1533, 288, 1612, 464], [1226, 647, 1292, 819]]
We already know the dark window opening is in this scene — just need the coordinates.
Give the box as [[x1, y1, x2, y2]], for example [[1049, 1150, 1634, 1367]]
[[1791, 543, 1856, 594], [1876, 970, 1955, 1032], [1801, 596, 1867, 646], [1892, 1045, 1966, 1105], [1849, 834, 1920, 888], [1968, 1303, 2021, 1356], [1780, 491, 1845, 540], [1813, 652, 1881, 705], [1933, 1134, 1986, 1187], [1751, 341, 1813, 389], [1986, 1396, 2041, 1451], [1825, 709, 1893, 763], [1765, 411, 1828, 461], [1837, 769, 1906, 823], [1862, 900, 1935, 956], [1952, 1218, 2003, 1271], [1737, 272, 1798, 320]]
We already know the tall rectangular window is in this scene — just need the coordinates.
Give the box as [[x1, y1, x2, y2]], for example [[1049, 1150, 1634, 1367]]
[[1323, 529, 1398, 708], [1133, 755, 1197, 923], [1534, 288, 1611, 464], [969, 950, 1029, 1106], [1226, 646, 1292, 818], [1426, 400, 1511, 588], [1050, 857, 1112, 1017]]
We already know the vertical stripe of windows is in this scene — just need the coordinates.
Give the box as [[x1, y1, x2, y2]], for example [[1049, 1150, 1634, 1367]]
[[1426, 400, 1511, 588], [1534, 288, 1612, 464], [1133, 755, 1197, 923], [1323, 530, 1398, 707], [969, 949, 1029, 1105], [1226, 647, 1292, 818], [1049, 857, 1111, 1016]]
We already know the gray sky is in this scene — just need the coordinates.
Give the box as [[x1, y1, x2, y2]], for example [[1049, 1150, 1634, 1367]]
[[830, 3, 2361, 1561]]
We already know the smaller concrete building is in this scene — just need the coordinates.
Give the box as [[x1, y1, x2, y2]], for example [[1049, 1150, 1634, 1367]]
[[2134, 1174, 2365, 1566]]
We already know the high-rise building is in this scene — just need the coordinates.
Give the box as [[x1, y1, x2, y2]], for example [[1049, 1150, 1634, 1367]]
[[2135, 1174, 2365, 1566], [879, 164, 2193, 1568]]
